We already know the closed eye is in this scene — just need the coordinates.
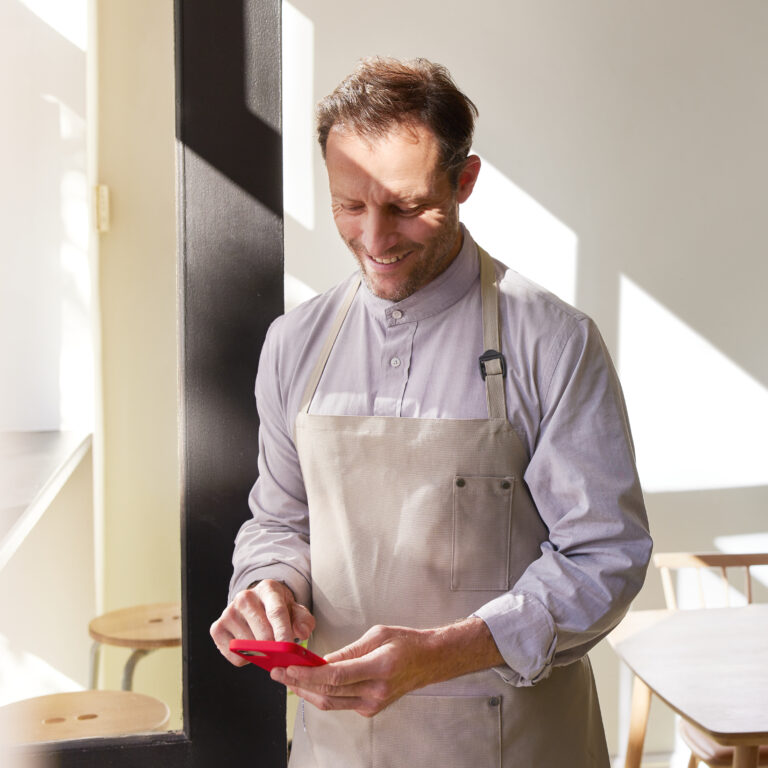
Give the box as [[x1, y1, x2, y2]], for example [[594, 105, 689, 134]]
[[393, 205, 423, 217]]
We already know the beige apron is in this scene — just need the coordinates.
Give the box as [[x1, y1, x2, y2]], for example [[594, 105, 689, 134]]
[[290, 249, 609, 767]]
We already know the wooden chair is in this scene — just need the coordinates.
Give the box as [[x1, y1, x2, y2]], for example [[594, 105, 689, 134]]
[[655, 552, 768, 611], [0, 690, 170, 745], [88, 602, 182, 690], [652, 552, 768, 768]]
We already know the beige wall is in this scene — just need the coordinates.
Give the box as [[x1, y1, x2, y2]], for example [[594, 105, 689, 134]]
[[92, 0, 181, 727]]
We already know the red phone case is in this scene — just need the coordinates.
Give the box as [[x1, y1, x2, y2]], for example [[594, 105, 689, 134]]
[[230, 639, 327, 671]]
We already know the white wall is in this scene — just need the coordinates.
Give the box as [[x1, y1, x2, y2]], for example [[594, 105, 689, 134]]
[[0, 0, 92, 432], [0, 0, 98, 732], [282, 0, 768, 759]]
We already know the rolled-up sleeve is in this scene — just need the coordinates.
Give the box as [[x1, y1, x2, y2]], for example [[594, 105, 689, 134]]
[[228, 320, 313, 610], [475, 316, 652, 686]]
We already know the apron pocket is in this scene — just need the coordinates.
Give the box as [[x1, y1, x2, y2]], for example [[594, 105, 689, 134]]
[[452, 475, 513, 590], [372, 693, 501, 768]]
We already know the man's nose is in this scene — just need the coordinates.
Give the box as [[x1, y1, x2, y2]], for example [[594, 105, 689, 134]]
[[360, 210, 397, 257]]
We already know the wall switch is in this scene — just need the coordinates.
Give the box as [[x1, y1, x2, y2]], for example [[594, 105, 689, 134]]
[[94, 184, 110, 232]]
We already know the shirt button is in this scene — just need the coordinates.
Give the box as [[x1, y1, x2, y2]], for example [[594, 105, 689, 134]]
[[391, 309, 403, 320], [390, 357, 401, 368]]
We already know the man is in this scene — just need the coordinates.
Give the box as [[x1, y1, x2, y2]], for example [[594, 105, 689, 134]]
[[211, 57, 652, 766]]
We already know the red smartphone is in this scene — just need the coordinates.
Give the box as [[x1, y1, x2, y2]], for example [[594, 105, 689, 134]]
[[230, 639, 327, 672]]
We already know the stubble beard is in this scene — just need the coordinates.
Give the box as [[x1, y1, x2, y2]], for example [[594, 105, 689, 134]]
[[347, 204, 461, 303]]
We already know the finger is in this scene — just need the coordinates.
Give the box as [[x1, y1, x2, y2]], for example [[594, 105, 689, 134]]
[[259, 586, 295, 642], [210, 618, 251, 667], [278, 673, 379, 701], [287, 684, 365, 714], [323, 639, 382, 667], [324, 625, 387, 664], [290, 602, 315, 641], [277, 656, 375, 691], [231, 590, 275, 641]]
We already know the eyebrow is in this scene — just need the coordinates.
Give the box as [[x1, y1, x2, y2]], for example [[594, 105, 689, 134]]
[[395, 198, 427, 207], [330, 187, 435, 207]]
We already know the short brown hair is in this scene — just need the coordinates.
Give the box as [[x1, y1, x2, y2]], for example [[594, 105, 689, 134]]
[[317, 57, 478, 186]]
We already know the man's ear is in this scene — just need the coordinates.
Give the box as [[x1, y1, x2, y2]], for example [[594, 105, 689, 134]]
[[456, 155, 482, 204]]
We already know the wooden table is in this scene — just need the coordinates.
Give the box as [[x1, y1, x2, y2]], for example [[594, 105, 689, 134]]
[[608, 606, 768, 768]]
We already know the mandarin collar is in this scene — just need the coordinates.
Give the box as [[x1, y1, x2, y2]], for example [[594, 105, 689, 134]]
[[359, 225, 479, 326]]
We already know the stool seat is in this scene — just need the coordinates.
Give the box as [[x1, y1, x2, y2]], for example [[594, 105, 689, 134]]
[[0, 690, 170, 744], [88, 602, 181, 648], [88, 602, 181, 690]]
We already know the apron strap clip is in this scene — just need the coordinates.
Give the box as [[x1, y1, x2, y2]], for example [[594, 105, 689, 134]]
[[479, 349, 507, 380]]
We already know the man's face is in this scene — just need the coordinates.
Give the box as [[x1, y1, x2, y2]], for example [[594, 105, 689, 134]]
[[325, 122, 478, 302]]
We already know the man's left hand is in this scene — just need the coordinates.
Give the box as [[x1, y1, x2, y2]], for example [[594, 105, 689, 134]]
[[269, 617, 504, 718]]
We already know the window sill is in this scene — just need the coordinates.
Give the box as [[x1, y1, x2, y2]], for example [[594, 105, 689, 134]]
[[0, 431, 92, 571]]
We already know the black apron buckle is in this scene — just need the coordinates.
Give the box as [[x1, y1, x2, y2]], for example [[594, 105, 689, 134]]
[[478, 349, 507, 379]]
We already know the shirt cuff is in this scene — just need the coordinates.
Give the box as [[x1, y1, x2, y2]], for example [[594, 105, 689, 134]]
[[473, 592, 557, 687], [229, 563, 312, 610]]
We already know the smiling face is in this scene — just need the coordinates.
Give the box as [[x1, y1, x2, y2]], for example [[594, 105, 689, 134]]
[[326, 121, 480, 302]]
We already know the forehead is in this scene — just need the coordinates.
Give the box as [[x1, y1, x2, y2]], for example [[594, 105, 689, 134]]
[[325, 122, 447, 201]]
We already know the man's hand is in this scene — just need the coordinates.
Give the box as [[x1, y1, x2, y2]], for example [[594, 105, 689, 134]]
[[210, 579, 315, 666], [270, 617, 504, 717]]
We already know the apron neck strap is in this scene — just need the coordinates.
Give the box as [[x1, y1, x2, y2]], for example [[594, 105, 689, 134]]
[[478, 247, 508, 420], [298, 275, 361, 416], [298, 246, 507, 421]]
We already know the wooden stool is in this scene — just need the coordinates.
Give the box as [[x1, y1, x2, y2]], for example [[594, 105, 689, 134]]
[[0, 690, 170, 744], [88, 602, 181, 690]]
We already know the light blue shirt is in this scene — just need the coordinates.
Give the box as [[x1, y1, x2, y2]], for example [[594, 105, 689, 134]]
[[229, 226, 651, 686]]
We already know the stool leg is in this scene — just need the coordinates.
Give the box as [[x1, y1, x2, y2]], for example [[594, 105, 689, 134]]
[[122, 649, 152, 690], [89, 641, 102, 689]]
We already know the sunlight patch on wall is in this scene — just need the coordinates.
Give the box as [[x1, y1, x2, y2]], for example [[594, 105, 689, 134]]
[[618, 276, 768, 493], [461, 155, 578, 305], [282, 1, 315, 231], [284, 272, 318, 312], [18, 0, 86, 51], [40, 93, 93, 431]]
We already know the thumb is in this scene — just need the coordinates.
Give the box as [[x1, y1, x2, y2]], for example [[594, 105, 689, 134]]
[[324, 626, 385, 664]]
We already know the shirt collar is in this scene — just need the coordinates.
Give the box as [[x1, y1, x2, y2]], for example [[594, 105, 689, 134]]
[[359, 224, 479, 326]]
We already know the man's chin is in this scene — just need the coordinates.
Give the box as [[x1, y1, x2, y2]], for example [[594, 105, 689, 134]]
[[360, 270, 413, 302]]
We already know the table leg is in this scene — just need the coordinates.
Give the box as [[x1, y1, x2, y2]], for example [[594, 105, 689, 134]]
[[732, 744, 758, 768], [624, 675, 652, 768]]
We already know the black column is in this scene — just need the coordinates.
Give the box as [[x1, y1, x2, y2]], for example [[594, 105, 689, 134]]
[[177, 0, 286, 764]]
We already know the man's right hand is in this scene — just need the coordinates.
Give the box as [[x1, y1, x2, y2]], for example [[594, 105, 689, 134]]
[[209, 579, 316, 666]]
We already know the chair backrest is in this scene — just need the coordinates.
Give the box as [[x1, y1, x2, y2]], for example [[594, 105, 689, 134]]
[[652, 552, 768, 610]]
